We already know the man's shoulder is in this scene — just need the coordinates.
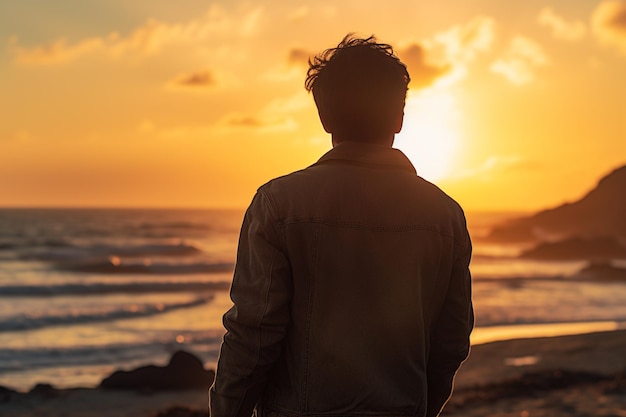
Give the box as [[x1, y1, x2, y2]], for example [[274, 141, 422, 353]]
[[416, 176, 465, 212], [256, 164, 320, 195]]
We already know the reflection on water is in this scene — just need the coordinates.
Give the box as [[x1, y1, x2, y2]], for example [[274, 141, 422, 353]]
[[471, 320, 622, 345]]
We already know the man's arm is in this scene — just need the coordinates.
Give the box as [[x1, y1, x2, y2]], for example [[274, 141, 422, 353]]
[[426, 225, 473, 417], [210, 190, 292, 417]]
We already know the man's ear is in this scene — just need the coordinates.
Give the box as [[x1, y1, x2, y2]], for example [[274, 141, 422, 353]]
[[318, 110, 333, 134], [394, 111, 404, 134]]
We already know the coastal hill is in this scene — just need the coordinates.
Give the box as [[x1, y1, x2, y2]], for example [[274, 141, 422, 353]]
[[486, 165, 626, 242]]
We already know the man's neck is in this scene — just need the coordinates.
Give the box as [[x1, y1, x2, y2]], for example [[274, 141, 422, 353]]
[[331, 135, 394, 148]]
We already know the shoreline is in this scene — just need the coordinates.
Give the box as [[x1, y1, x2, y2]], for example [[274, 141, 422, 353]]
[[1, 330, 626, 416], [471, 319, 626, 345], [2, 319, 626, 393]]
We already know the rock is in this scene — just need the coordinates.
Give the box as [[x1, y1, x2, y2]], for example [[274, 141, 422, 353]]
[[576, 261, 626, 281], [519, 236, 626, 261], [0, 386, 17, 395], [29, 383, 58, 398], [0, 385, 17, 403], [100, 351, 215, 390], [486, 165, 626, 242]]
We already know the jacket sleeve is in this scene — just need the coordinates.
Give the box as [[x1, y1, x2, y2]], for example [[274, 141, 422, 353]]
[[210, 190, 292, 417], [426, 217, 474, 417]]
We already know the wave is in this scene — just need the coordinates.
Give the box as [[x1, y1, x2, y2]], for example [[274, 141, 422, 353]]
[[0, 329, 226, 375], [0, 281, 230, 296], [138, 221, 213, 231], [58, 260, 234, 274], [0, 296, 214, 332], [18, 242, 204, 262]]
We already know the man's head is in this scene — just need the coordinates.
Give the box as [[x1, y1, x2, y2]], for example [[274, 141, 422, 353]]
[[305, 34, 410, 145]]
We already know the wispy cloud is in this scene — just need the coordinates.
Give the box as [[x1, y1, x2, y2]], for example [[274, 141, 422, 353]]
[[538, 8, 586, 41], [434, 16, 496, 63], [169, 70, 216, 88], [456, 155, 540, 179], [8, 36, 105, 65], [165, 67, 240, 93], [9, 5, 263, 65], [286, 48, 313, 67], [491, 36, 549, 85], [287, 5, 309, 21], [216, 91, 310, 134], [264, 91, 311, 114], [398, 43, 450, 89], [260, 47, 313, 82], [164, 69, 237, 94], [423, 16, 496, 85], [592, 0, 626, 53], [219, 114, 298, 134]]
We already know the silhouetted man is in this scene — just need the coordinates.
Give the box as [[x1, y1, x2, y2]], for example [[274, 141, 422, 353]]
[[210, 35, 473, 417]]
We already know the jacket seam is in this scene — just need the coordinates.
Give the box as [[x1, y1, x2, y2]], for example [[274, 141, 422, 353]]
[[279, 218, 454, 238]]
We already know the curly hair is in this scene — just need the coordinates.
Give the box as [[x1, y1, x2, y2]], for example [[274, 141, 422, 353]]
[[305, 34, 410, 142]]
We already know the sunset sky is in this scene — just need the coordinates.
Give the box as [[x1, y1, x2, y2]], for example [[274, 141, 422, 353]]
[[1, 0, 625, 211]]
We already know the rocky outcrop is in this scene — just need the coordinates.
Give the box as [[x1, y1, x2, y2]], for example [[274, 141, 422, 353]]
[[486, 165, 626, 242], [575, 261, 626, 281], [519, 236, 626, 260], [100, 351, 215, 391]]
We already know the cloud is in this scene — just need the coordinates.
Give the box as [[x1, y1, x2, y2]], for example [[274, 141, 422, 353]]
[[260, 48, 313, 82], [164, 67, 240, 93], [592, 0, 626, 53], [398, 43, 450, 89], [220, 114, 298, 133], [8, 36, 105, 65], [420, 16, 495, 86], [490, 36, 549, 85], [287, 48, 313, 67], [225, 115, 265, 128], [288, 6, 310, 21], [538, 8, 586, 41], [9, 5, 263, 65], [434, 16, 496, 63], [264, 91, 311, 114], [174, 70, 215, 87], [217, 91, 310, 134], [457, 155, 540, 179], [166, 70, 217, 92]]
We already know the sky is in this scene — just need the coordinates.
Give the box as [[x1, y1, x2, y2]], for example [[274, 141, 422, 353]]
[[1, 0, 625, 211]]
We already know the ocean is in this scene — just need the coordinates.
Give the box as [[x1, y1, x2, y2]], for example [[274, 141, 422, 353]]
[[1, 208, 625, 392]]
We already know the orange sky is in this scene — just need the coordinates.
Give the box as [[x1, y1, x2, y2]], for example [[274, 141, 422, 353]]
[[1, 1, 625, 211]]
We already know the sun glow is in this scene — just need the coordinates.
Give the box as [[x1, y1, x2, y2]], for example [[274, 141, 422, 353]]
[[394, 89, 461, 182]]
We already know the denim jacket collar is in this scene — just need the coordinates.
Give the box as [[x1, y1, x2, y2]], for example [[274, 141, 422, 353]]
[[314, 141, 417, 175]]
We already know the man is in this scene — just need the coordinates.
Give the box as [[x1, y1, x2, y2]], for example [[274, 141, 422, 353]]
[[210, 34, 473, 417]]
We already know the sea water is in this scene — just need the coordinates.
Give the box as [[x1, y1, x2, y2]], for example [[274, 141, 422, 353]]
[[0, 208, 625, 391]]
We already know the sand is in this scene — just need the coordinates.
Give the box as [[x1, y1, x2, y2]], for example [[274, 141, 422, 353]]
[[1, 330, 625, 417], [445, 330, 626, 416]]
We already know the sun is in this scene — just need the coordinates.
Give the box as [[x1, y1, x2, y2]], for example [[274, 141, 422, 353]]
[[393, 89, 460, 182]]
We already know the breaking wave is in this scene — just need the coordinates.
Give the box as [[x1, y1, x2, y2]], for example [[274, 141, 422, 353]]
[[0, 296, 214, 332], [0, 281, 230, 296]]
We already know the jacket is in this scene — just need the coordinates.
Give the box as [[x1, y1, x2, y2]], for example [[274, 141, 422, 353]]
[[210, 141, 473, 417]]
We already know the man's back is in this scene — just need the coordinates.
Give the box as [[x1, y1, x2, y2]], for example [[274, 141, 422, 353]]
[[212, 142, 473, 417]]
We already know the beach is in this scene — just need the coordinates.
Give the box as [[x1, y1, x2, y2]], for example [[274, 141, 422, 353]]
[[1, 208, 626, 416], [1, 329, 625, 416], [446, 329, 626, 416]]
